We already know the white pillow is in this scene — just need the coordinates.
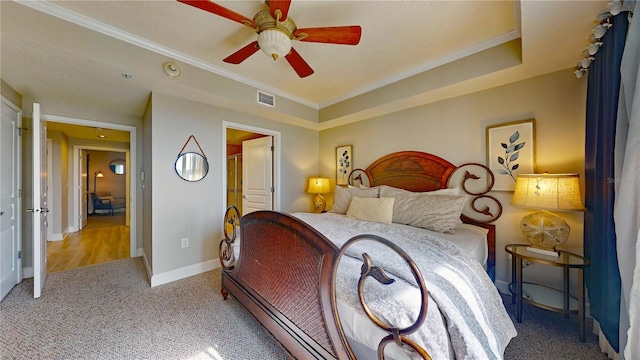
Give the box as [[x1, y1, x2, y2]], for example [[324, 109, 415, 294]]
[[427, 186, 460, 195], [347, 184, 372, 189], [346, 197, 395, 224], [330, 186, 380, 214], [379, 185, 467, 233]]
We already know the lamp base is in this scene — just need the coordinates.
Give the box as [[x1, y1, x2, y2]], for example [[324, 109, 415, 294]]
[[520, 210, 570, 250], [313, 194, 326, 213], [526, 246, 560, 257]]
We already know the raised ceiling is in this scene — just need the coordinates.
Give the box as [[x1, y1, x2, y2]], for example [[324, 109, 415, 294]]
[[1, 0, 607, 130]]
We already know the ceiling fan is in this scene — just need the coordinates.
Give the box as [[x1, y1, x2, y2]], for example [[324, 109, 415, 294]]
[[178, 0, 362, 78]]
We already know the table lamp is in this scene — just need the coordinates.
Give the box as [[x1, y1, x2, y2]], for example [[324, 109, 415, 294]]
[[511, 173, 585, 256], [307, 177, 330, 213]]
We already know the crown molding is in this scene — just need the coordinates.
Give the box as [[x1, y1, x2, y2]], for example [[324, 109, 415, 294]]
[[14, 0, 319, 110], [318, 29, 521, 110]]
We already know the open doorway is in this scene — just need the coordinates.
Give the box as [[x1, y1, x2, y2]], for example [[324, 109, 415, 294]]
[[223, 122, 281, 216], [44, 118, 136, 273]]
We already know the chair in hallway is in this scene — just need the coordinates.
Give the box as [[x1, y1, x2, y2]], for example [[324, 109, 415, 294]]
[[91, 192, 114, 215]]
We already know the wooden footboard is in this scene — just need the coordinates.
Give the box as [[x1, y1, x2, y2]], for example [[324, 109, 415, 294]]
[[220, 207, 353, 359], [219, 207, 432, 359]]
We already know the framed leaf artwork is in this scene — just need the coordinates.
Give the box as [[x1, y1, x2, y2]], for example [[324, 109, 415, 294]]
[[486, 119, 536, 191], [336, 145, 352, 185]]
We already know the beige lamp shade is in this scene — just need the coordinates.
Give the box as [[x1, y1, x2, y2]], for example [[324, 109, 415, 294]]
[[307, 177, 331, 195], [511, 173, 585, 211], [511, 173, 585, 253]]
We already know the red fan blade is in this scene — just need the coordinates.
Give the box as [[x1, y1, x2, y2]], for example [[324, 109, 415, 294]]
[[223, 41, 260, 64], [285, 48, 314, 78], [268, 0, 291, 21], [294, 26, 361, 45], [178, 0, 256, 28]]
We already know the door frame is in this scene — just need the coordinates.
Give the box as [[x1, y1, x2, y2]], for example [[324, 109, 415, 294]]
[[46, 115, 137, 258], [0, 96, 23, 288], [73, 146, 130, 221], [221, 121, 280, 218]]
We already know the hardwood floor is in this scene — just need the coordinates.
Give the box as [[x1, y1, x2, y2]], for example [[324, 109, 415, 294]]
[[47, 214, 129, 273]]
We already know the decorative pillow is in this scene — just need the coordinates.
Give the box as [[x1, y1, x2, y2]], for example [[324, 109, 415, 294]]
[[379, 184, 460, 197], [329, 185, 380, 214], [348, 184, 372, 189], [346, 197, 395, 224], [379, 185, 467, 233], [427, 186, 460, 195]]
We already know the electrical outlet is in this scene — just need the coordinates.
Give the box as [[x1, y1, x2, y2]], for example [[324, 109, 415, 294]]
[[181, 237, 189, 248]]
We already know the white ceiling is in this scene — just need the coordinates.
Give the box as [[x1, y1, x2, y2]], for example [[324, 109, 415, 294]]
[[1, 0, 607, 130]]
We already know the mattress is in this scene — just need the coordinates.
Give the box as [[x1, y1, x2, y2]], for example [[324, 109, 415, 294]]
[[389, 222, 489, 266]]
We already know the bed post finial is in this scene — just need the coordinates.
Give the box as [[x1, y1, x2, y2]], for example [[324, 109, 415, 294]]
[[220, 205, 240, 271]]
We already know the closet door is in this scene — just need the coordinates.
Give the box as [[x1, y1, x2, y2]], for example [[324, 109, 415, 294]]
[[242, 137, 273, 215]]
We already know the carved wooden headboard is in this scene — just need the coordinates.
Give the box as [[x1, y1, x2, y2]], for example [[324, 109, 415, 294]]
[[349, 151, 502, 224], [348, 151, 502, 281]]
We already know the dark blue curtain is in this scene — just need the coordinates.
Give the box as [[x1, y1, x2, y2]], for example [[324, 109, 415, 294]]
[[584, 13, 629, 352]]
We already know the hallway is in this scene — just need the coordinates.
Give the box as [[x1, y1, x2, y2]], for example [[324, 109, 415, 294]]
[[47, 214, 129, 273]]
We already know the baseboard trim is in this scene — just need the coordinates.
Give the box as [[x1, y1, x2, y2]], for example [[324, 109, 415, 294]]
[[48, 230, 69, 242], [150, 259, 221, 287], [23, 267, 34, 278], [495, 279, 510, 296], [142, 252, 152, 285]]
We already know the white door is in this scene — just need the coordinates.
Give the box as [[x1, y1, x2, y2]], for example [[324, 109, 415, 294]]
[[0, 100, 21, 301], [242, 136, 273, 215], [32, 103, 48, 298]]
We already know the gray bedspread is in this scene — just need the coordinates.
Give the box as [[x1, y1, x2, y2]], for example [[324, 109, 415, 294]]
[[292, 212, 517, 360]]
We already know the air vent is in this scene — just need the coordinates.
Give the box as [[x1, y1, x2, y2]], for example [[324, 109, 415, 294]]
[[257, 90, 275, 108]]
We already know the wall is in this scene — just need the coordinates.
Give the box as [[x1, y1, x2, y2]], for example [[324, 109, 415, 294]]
[[47, 130, 69, 240], [149, 92, 319, 283], [319, 69, 587, 292], [87, 150, 127, 198], [1, 80, 21, 107], [142, 97, 153, 270]]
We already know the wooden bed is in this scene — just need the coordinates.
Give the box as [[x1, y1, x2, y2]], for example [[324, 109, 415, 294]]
[[218, 151, 506, 359]]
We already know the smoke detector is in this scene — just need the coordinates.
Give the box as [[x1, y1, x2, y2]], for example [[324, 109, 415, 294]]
[[162, 62, 181, 79]]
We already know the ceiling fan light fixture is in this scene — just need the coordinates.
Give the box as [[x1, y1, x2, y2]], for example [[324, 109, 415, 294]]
[[258, 29, 292, 60]]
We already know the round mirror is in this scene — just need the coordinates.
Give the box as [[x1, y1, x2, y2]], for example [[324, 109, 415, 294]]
[[110, 159, 126, 175], [175, 152, 209, 182]]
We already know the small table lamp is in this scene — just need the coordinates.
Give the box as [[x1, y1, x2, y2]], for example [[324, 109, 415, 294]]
[[307, 177, 331, 213], [511, 173, 586, 256]]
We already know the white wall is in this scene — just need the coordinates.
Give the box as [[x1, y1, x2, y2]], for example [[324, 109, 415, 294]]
[[148, 92, 319, 282], [319, 69, 587, 292]]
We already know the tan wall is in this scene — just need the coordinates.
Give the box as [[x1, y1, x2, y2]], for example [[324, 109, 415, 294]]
[[319, 69, 587, 290], [87, 150, 127, 198], [149, 92, 320, 278]]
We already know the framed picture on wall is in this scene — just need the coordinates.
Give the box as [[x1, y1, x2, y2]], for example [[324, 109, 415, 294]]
[[486, 119, 536, 191], [336, 145, 353, 185]]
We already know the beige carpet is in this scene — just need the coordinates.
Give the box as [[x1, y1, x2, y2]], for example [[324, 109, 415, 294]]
[[0, 258, 288, 360], [1, 257, 608, 360]]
